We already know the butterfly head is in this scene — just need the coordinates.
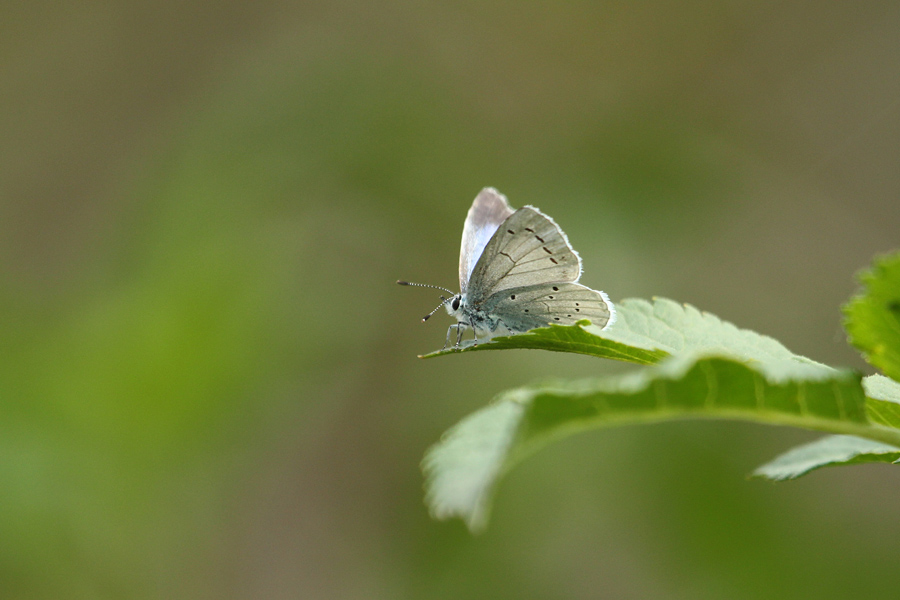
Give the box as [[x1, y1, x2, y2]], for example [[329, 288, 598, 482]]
[[444, 293, 465, 320]]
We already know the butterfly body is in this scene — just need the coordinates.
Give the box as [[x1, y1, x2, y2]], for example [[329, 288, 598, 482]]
[[404, 188, 614, 347]]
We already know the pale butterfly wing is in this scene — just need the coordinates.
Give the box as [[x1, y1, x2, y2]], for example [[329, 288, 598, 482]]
[[481, 282, 614, 331], [466, 205, 581, 305], [458, 188, 515, 294]]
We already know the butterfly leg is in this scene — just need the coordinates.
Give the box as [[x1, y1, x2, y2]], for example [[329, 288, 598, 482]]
[[444, 322, 466, 349], [443, 321, 482, 349], [468, 318, 479, 346], [443, 324, 455, 349]]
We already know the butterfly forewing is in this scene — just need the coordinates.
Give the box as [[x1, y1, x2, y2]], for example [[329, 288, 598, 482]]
[[482, 282, 613, 331], [458, 188, 515, 294], [467, 206, 582, 304]]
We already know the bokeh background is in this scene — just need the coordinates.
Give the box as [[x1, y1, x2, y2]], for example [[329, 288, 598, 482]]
[[3, 1, 900, 598]]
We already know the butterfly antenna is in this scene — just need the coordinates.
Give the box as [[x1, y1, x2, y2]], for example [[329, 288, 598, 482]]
[[396, 280, 455, 295], [422, 296, 447, 322], [397, 281, 456, 322]]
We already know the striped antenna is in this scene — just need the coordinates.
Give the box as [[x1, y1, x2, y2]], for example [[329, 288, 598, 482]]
[[397, 280, 456, 322]]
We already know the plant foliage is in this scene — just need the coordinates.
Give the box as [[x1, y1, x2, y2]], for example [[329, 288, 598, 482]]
[[421, 252, 900, 531]]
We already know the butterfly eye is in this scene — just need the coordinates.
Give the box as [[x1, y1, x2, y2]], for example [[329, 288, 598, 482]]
[[451, 297, 460, 311]]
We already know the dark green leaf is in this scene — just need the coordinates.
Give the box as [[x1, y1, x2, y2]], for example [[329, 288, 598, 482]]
[[423, 354, 892, 531], [844, 251, 900, 380]]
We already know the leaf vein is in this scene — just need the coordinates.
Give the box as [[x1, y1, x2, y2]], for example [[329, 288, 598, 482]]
[[754, 373, 765, 411], [797, 382, 808, 417], [701, 361, 717, 409], [833, 383, 847, 420]]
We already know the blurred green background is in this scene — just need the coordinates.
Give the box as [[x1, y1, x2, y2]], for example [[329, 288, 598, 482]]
[[2, 1, 900, 598]]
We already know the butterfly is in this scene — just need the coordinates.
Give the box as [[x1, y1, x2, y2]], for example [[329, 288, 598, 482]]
[[399, 187, 615, 348]]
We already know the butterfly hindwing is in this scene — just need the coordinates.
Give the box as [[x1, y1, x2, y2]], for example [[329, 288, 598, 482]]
[[458, 188, 515, 294], [467, 206, 582, 304], [482, 282, 613, 332]]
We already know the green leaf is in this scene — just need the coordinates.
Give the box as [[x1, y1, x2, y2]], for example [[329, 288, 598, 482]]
[[752, 435, 900, 481], [751, 374, 900, 482], [422, 297, 819, 367], [423, 354, 895, 532], [844, 251, 900, 380], [863, 374, 900, 429], [421, 317, 668, 364]]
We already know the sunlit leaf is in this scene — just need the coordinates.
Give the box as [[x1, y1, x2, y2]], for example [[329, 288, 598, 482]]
[[422, 297, 820, 368], [752, 435, 900, 481], [864, 374, 900, 429]]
